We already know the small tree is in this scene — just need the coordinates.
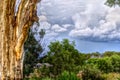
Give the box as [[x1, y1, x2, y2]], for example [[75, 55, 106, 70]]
[[23, 28, 45, 77], [41, 39, 86, 77]]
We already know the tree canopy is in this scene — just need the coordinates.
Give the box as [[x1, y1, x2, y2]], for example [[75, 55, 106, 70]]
[[106, 0, 120, 7]]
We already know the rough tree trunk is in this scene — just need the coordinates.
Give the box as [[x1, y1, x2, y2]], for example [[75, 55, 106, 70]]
[[0, 0, 40, 79]]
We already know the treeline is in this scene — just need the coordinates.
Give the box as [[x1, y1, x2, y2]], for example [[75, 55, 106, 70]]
[[23, 31, 120, 80]]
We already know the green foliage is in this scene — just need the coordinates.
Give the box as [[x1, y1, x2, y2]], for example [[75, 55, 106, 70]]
[[105, 0, 120, 7], [102, 73, 120, 80], [91, 52, 101, 58], [41, 39, 86, 77], [29, 77, 41, 80], [39, 29, 45, 38], [38, 65, 52, 78], [40, 77, 53, 80], [95, 57, 112, 73], [82, 64, 105, 80], [57, 71, 80, 80], [118, 77, 120, 80], [102, 51, 120, 57], [110, 54, 120, 72], [87, 54, 120, 73], [88, 57, 112, 73], [24, 29, 45, 77], [23, 35, 120, 79]]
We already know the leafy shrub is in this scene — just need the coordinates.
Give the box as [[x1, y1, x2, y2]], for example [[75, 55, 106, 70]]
[[82, 65, 105, 80], [87, 57, 113, 73], [110, 54, 120, 72], [57, 71, 80, 80], [102, 73, 120, 80], [97, 57, 113, 73], [41, 39, 86, 76], [41, 77, 53, 80], [26, 69, 41, 80]]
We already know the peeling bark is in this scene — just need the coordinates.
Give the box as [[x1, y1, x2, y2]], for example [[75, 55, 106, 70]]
[[0, 0, 40, 79]]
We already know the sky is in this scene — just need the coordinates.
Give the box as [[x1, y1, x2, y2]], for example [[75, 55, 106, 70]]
[[35, 0, 120, 53]]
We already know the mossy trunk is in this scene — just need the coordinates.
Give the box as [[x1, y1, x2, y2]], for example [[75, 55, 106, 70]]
[[0, 0, 40, 79]]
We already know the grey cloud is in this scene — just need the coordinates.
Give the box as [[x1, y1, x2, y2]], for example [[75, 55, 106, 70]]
[[69, 1, 120, 42], [38, 0, 120, 42]]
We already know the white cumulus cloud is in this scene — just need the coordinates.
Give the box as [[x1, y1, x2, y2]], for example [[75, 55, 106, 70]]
[[38, 0, 120, 42], [69, 0, 120, 41], [51, 24, 67, 32]]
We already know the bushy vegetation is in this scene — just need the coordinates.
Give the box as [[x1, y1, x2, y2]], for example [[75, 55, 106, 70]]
[[82, 65, 105, 80], [23, 28, 45, 77], [24, 37, 120, 80], [40, 39, 86, 76], [57, 71, 80, 80], [87, 54, 120, 73]]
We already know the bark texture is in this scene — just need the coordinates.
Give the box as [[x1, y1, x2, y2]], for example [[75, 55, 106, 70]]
[[0, 0, 40, 79]]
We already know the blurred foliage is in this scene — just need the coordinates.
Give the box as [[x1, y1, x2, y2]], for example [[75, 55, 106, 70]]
[[82, 64, 105, 80], [102, 73, 120, 80], [102, 51, 120, 57], [57, 71, 80, 80], [106, 0, 115, 6], [23, 28, 45, 77], [87, 54, 120, 73], [110, 54, 120, 72], [105, 0, 120, 7], [87, 57, 113, 73]]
